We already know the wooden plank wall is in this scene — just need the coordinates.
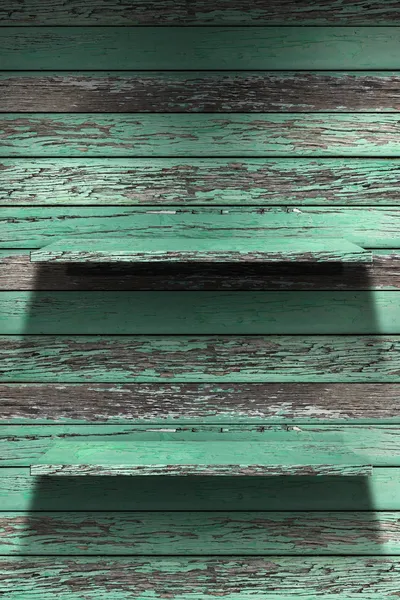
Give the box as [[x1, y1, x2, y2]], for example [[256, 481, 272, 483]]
[[1, 1, 400, 597]]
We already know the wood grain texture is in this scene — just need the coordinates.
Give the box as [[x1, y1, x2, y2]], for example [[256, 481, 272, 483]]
[[0, 424, 399, 467], [32, 463, 372, 477], [1, 557, 400, 600], [3, 28, 400, 70], [5, 71, 400, 113], [2, 290, 395, 336], [0, 511, 398, 555], [1, 335, 400, 383], [0, 466, 397, 511], [2, 207, 400, 249], [2, 382, 400, 424], [6, 114, 400, 157], [0, 250, 398, 291], [3, 158, 400, 206], [3, 0, 400, 25], [31, 239, 371, 265]]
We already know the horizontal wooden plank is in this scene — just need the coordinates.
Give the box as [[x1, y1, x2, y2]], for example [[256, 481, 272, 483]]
[[1, 466, 398, 511], [1, 557, 399, 600], [2, 290, 397, 335], [2, 383, 400, 424], [3, 28, 400, 70], [0, 424, 399, 467], [6, 114, 400, 157], [3, 1, 400, 25], [1, 208, 399, 249], [3, 158, 400, 206], [1, 250, 399, 291], [4, 71, 400, 113], [31, 239, 371, 265], [1, 335, 400, 383], [31, 441, 372, 476], [32, 463, 371, 477], [0, 511, 398, 555]]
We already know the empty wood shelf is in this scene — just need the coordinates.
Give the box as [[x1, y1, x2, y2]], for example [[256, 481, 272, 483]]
[[30, 238, 372, 263], [30, 442, 372, 476]]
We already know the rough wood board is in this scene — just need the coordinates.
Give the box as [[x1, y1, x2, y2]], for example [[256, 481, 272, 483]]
[[31, 463, 372, 477], [3, 290, 397, 336], [6, 114, 400, 157], [0, 557, 399, 599], [3, 158, 400, 206], [2, 382, 400, 424], [0, 466, 397, 511], [0, 424, 399, 466], [3, 28, 400, 70], [1, 335, 400, 383], [4, 71, 400, 113], [3, 0, 400, 25], [31, 239, 371, 264], [1, 511, 398, 555], [2, 207, 400, 249], [0, 250, 398, 291]]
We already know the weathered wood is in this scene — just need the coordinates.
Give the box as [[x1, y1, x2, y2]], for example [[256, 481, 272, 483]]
[[2, 382, 400, 424], [0, 465, 397, 511], [3, 158, 400, 206], [4, 71, 400, 113], [1, 557, 400, 600], [3, 0, 400, 25], [32, 463, 371, 477], [3, 290, 398, 336], [31, 239, 371, 265], [1, 208, 400, 249], [1, 250, 398, 291], [6, 114, 400, 157], [0, 424, 399, 466], [3, 28, 400, 70], [1, 335, 400, 383], [0, 511, 398, 555], [1, 556, 400, 599]]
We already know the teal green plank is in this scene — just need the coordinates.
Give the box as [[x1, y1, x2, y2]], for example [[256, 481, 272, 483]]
[[1, 466, 399, 510], [5, 114, 400, 157], [3, 157, 400, 205], [2, 290, 398, 335], [0, 424, 399, 466], [1, 207, 399, 249], [0, 511, 397, 555], [2, 28, 400, 70], [1, 335, 400, 382], [30, 238, 371, 264], [0, 557, 397, 600]]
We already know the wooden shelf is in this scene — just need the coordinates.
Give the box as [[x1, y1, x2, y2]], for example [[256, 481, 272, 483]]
[[30, 442, 372, 477], [30, 238, 372, 263]]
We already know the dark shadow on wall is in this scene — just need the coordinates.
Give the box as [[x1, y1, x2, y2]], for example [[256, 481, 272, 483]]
[[8, 260, 385, 596]]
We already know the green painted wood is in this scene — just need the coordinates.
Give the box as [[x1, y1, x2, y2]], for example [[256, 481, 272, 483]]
[[0, 424, 399, 467], [30, 239, 371, 265], [6, 114, 400, 157], [2, 207, 400, 249], [0, 557, 399, 600], [0, 511, 398, 555], [3, 158, 400, 206], [1, 466, 399, 511], [3, 1, 400, 25], [4, 290, 398, 336], [4, 71, 400, 113], [2, 383, 400, 424], [3, 28, 400, 70], [1, 335, 400, 383], [1, 250, 399, 291]]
